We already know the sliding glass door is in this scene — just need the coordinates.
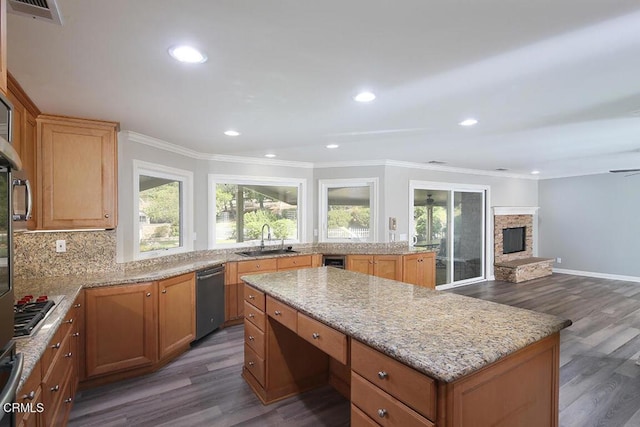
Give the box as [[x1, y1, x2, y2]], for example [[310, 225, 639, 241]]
[[410, 182, 486, 288]]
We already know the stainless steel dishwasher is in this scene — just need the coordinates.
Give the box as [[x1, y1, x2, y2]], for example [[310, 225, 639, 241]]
[[196, 264, 225, 340]]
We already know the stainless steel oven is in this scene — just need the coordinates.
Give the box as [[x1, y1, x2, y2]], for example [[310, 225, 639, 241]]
[[0, 92, 24, 426]]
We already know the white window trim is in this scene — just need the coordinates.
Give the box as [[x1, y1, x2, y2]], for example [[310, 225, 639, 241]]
[[208, 174, 307, 249], [319, 177, 379, 243], [133, 160, 194, 260]]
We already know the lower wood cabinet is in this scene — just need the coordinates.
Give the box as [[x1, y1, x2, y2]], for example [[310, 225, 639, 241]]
[[15, 361, 42, 427], [402, 252, 436, 289], [346, 255, 403, 281], [84, 273, 196, 383]]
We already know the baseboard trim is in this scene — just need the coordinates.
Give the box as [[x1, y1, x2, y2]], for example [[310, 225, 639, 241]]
[[553, 268, 640, 283]]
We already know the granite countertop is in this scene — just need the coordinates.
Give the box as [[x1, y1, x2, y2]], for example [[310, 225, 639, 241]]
[[11, 243, 433, 391], [242, 267, 572, 383]]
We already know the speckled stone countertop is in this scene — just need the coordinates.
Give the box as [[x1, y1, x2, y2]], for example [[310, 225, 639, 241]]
[[242, 267, 572, 383]]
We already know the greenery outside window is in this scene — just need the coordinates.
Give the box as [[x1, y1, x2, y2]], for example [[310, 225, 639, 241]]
[[319, 178, 378, 242], [209, 175, 306, 247], [133, 161, 193, 259]]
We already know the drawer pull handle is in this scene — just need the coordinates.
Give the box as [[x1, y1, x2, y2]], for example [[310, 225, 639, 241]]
[[162, 289, 167, 294], [377, 371, 388, 380], [249, 335, 255, 341], [22, 391, 35, 400], [256, 264, 260, 268], [248, 314, 255, 318], [50, 385, 60, 392], [64, 397, 73, 404], [312, 333, 320, 340], [74, 303, 82, 308], [51, 342, 61, 349], [377, 409, 387, 418], [65, 352, 73, 358], [72, 332, 80, 337], [65, 318, 74, 324], [248, 361, 255, 367], [249, 295, 255, 300], [146, 292, 151, 297], [274, 310, 282, 316]]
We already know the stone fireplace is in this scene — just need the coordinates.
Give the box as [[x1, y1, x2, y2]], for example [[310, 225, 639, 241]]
[[493, 207, 553, 283]]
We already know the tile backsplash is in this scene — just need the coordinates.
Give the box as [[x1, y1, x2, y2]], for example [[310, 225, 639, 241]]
[[13, 230, 123, 279]]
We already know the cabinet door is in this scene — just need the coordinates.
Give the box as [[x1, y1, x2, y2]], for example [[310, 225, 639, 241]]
[[85, 282, 158, 378], [158, 273, 195, 360], [374, 255, 402, 281], [38, 116, 118, 229], [402, 254, 421, 286], [347, 255, 373, 275], [421, 253, 436, 289], [0, 0, 6, 95]]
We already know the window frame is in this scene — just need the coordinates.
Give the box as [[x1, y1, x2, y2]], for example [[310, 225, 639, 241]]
[[133, 160, 194, 260], [208, 174, 307, 248], [318, 177, 378, 243]]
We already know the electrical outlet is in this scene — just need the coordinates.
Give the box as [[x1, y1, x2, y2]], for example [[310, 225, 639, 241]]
[[56, 240, 66, 253], [556, 257, 562, 264]]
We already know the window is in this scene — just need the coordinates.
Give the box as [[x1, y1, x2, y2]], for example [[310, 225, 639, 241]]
[[319, 178, 378, 242], [209, 175, 306, 247], [133, 161, 193, 259]]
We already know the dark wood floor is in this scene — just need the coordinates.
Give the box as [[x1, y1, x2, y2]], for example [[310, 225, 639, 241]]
[[68, 273, 640, 427]]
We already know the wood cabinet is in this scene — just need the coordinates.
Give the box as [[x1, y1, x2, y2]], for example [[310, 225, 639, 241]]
[[346, 255, 403, 281], [402, 252, 436, 289], [15, 360, 42, 427], [7, 73, 39, 230], [0, 0, 7, 95], [37, 115, 118, 229], [158, 273, 195, 360], [85, 282, 158, 378]]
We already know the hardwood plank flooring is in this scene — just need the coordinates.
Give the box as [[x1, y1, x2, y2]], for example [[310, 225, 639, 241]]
[[69, 273, 640, 427]]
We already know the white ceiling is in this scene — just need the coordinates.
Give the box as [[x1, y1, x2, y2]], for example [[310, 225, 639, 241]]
[[7, 0, 640, 178]]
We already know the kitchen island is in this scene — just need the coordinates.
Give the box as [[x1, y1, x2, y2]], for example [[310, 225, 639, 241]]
[[241, 267, 571, 427]]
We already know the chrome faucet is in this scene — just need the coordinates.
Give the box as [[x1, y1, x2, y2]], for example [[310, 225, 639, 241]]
[[260, 223, 271, 250]]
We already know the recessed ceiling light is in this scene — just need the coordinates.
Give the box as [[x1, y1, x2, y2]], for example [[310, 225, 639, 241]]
[[427, 160, 447, 165], [495, 168, 509, 171], [326, 144, 339, 149], [531, 170, 540, 175], [459, 118, 478, 126], [224, 130, 240, 136], [353, 91, 376, 103], [265, 153, 276, 158], [168, 45, 207, 64]]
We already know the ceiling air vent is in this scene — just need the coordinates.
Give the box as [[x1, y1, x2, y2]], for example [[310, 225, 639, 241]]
[[7, 0, 63, 25]]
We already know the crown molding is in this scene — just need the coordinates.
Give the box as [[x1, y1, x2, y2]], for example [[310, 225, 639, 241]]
[[126, 131, 204, 158]]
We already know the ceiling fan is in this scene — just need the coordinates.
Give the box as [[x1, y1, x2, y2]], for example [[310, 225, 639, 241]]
[[610, 169, 640, 176]]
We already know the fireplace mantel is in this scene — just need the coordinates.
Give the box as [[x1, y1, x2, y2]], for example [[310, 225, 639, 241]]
[[493, 206, 539, 216]]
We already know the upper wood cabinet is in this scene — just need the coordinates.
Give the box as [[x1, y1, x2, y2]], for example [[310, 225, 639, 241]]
[[346, 254, 403, 281], [7, 73, 40, 229], [0, 0, 7, 95], [402, 252, 436, 289], [37, 115, 119, 229]]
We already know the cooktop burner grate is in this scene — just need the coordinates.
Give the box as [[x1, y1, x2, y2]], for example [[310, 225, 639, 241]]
[[14, 299, 56, 337]]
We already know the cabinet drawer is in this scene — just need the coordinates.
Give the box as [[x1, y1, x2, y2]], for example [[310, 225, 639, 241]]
[[237, 258, 278, 275], [297, 313, 348, 364], [351, 373, 434, 427], [266, 296, 297, 332], [244, 320, 265, 357], [351, 340, 436, 421], [277, 255, 312, 270], [42, 340, 73, 426], [244, 301, 266, 331], [244, 344, 265, 387], [351, 404, 380, 427], [17, 360, 41, 401], [243, 285, 266, 311], [41, 321, 71, 375]]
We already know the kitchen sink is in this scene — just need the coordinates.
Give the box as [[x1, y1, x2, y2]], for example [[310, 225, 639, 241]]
[[236, 248, 298, 257]]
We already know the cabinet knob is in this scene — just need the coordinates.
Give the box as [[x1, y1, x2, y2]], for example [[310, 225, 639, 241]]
[[21, 391, 35, 401], [74, 303, 82, 308], [256, 264, 260, 268], [146, 292, 151, 297], [274, 310, 282, 316], [248, 295, 255, 300], [64, 397, 73, 404], [65, 318, 74, 324], [377, 409, 387, 418], [104, 213, 110, 218], [65, 352, 73, 358], [248, 335, 255, 341], [312, 332, 320, 340], [377, 371, 388, 380], [162, 289, 167, 294], [248, 361, 255, 367], [51, 342, 61, 349], [248, 314, 255, 319], [72, 332, 80, 337], [50, 385, 60, 392]]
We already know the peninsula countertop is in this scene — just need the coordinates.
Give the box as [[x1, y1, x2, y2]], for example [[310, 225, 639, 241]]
[[242, 267, 572, 383]]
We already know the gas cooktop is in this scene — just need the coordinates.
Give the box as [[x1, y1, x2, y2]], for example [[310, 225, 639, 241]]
[[14, 295, 64, 338]]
